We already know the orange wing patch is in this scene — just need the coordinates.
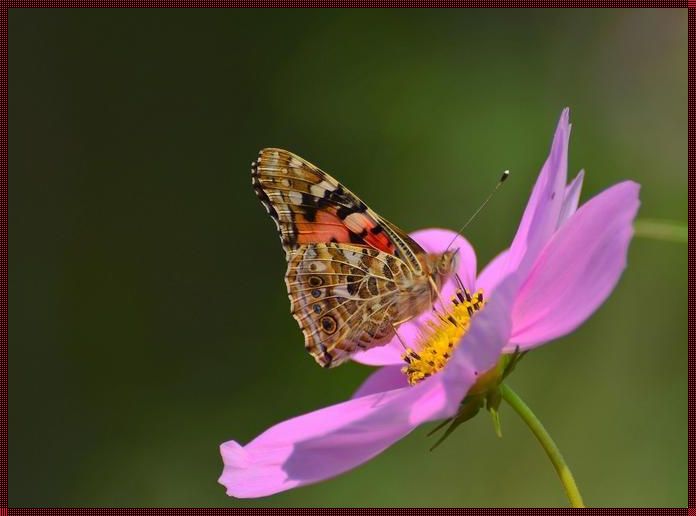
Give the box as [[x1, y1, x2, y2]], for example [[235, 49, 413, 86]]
[[295, 210, 350, 245], [252, 148, 397, 255]]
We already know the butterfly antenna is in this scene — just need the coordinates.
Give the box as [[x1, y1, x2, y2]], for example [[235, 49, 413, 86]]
[[445, 169, 510, 251]]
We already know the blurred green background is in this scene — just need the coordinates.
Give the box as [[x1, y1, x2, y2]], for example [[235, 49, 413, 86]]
[[10, 8, 686, 507]]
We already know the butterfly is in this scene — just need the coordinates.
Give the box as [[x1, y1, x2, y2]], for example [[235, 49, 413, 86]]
[[252, 148, 458, 368]]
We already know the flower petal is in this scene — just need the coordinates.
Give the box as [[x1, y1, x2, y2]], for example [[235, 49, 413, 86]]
[[352, 365, 408, 399], [508, 181, 640, 350], [557, 169, 585, 228], [352, 228, 477, 366], [349, 344, 404, 367], [506, 109, 570, 278], [219, 372, 463, 498], [448, 272, 518, 379], [476, 249, 510, 295]]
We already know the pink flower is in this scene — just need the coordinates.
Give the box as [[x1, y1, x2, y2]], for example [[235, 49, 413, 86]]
[[219, 109, 640, 498]]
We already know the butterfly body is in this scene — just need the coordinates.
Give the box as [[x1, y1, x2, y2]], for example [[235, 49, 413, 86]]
[[252, 148, 457, 368]]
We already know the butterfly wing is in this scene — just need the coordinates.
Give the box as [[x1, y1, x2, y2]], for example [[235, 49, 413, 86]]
[[252, 148, 437, 367], [285, 243, 416, 368], [252, 148, 425, 273]]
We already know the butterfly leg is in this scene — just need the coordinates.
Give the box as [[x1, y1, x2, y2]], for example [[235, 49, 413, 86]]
[[390, 322, 408, 351], [428, 276, 449, 315], [454, 273, 466, 291]]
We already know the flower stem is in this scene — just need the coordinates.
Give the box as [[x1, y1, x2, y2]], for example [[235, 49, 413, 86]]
[[499, 383, 586, 508], [634, 219, 687, 243]]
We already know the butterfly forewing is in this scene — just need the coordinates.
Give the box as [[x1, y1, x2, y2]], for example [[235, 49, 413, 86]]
[[252, 148, 424, 272]]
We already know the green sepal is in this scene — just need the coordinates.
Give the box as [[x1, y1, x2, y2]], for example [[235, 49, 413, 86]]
[[426, 347, 528, 448], [501, 347, 527, 380], [428, 394, 484, 451], [486, 386, 503, 437], [489, 405, 502, 438]]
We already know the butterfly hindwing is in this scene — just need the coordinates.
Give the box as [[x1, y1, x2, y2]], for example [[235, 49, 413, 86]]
[[252, 148, 425, 273], [285, 243, 415, 368]]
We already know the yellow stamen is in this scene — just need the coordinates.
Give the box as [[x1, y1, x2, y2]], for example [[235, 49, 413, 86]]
[[401, 289, 486, 385]]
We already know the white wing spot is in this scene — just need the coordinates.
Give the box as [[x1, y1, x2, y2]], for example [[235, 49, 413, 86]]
[[333, 286, 351, 298], [289, 190, 303, 206], [345, 213, 368, 234], [310, 184, 326, 197], [344, 250, 362, 267]]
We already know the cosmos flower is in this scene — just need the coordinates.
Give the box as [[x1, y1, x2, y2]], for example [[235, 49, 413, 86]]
[[219, 109, 640, 498]]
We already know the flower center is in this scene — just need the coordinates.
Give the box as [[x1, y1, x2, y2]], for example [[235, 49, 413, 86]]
[[401, 288, 486, 385]]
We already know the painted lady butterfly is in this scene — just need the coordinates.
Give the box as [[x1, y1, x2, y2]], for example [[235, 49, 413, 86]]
[[252, 149, 458, 368]]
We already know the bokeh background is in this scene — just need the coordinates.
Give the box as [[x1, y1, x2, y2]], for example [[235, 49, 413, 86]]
[[10, 8, 686, 507]]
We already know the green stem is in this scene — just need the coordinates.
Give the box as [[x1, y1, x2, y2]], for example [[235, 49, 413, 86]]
[[634, 219, 687, 244], [500, 383, 586, 508]]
